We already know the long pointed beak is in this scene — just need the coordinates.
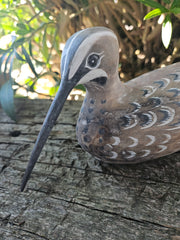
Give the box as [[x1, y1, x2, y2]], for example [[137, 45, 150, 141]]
[[21, 78, 76, 191]]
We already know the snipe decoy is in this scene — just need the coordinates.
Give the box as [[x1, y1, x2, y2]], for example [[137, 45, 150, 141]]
[[21, 27, 180, 191]]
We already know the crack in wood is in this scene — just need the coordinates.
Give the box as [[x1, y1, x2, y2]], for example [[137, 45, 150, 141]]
[[45, 196, 179, 231], [13, 227, 49, 240]]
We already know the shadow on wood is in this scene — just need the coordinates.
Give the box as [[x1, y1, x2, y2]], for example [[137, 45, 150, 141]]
[[0, 98, 179, 240]]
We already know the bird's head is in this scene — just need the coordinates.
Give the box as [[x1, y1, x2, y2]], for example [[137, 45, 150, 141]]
[[21, 27, 119, 191], [61, 27, 119, 89]]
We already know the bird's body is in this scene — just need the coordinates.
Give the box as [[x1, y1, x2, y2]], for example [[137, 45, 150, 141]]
[[77, 64, 180, 163], [21, 27, 180, 190]]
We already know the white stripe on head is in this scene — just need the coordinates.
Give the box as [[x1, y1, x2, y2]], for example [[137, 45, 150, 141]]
[[61, 29, 86, 79]]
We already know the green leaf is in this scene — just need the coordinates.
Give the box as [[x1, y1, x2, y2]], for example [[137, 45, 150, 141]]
[[22, 46, 38, 77], [9, 50, 15, 74], [33, 0, 44, 11], [28, 40, 45, 65], [16, 28, 30, 35], [0, 24, 17, 31], [0, 52, 8, 72], [16, 23, 32, 35], [25, 78, 35, 91], [0, 49, 8, 54], [42, 28, 49, 61], [11, 37, 25, 48], [16, 23, 27, 29], [74, 84, 86, 92], [49, 85, 59, 96], [1, 50, 15, 82], [0, 79, 16, 120], [25, 78, 34, 87], [29, 40, 33, 57], [15, 51, 25, 61], [44, 12, 51, 20], [4, 50, 14, 74], [144, 8, 168, 20], [136, 0, 168, 11], [162, 0, 171, 4], [170, 7, 180, 14], [171, 0, 180, 8], [162, 14, 172, 49]]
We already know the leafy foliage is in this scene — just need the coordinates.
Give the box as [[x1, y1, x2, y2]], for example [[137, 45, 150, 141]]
[[0, 0, 180, 119], [0, 79, 16, 120], [137, 0, 180, 48]]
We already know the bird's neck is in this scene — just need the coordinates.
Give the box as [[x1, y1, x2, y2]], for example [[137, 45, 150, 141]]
[[76, 72, 133, 154], [85, 72, 127, 96], [87, 72, 132, 110], [80, 72, 132, 115]]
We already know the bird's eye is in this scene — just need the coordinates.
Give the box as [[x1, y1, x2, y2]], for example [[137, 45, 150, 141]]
[[87, 53, 100, 68]]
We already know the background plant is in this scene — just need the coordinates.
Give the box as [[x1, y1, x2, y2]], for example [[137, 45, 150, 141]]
[[0, 0, 180, 120], [136, 0, 180, 48]]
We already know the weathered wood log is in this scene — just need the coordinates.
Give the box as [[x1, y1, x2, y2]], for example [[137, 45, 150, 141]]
[[0, 98, 179, 240]]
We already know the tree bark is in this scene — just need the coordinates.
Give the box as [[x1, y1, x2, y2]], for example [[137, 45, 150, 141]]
[[0, 98, 179, 240]]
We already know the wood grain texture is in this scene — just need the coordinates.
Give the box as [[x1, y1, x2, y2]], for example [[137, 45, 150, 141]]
[[0, 98, 179, 240]]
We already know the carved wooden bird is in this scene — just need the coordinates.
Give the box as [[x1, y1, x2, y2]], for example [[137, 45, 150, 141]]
[[21, 27, 180, 191]]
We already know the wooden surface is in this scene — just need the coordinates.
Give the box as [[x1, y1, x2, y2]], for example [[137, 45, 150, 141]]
[[0, 98, 180, 240]]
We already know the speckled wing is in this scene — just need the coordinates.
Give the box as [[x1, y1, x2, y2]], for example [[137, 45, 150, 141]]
[[91, 72, 180, 164]]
